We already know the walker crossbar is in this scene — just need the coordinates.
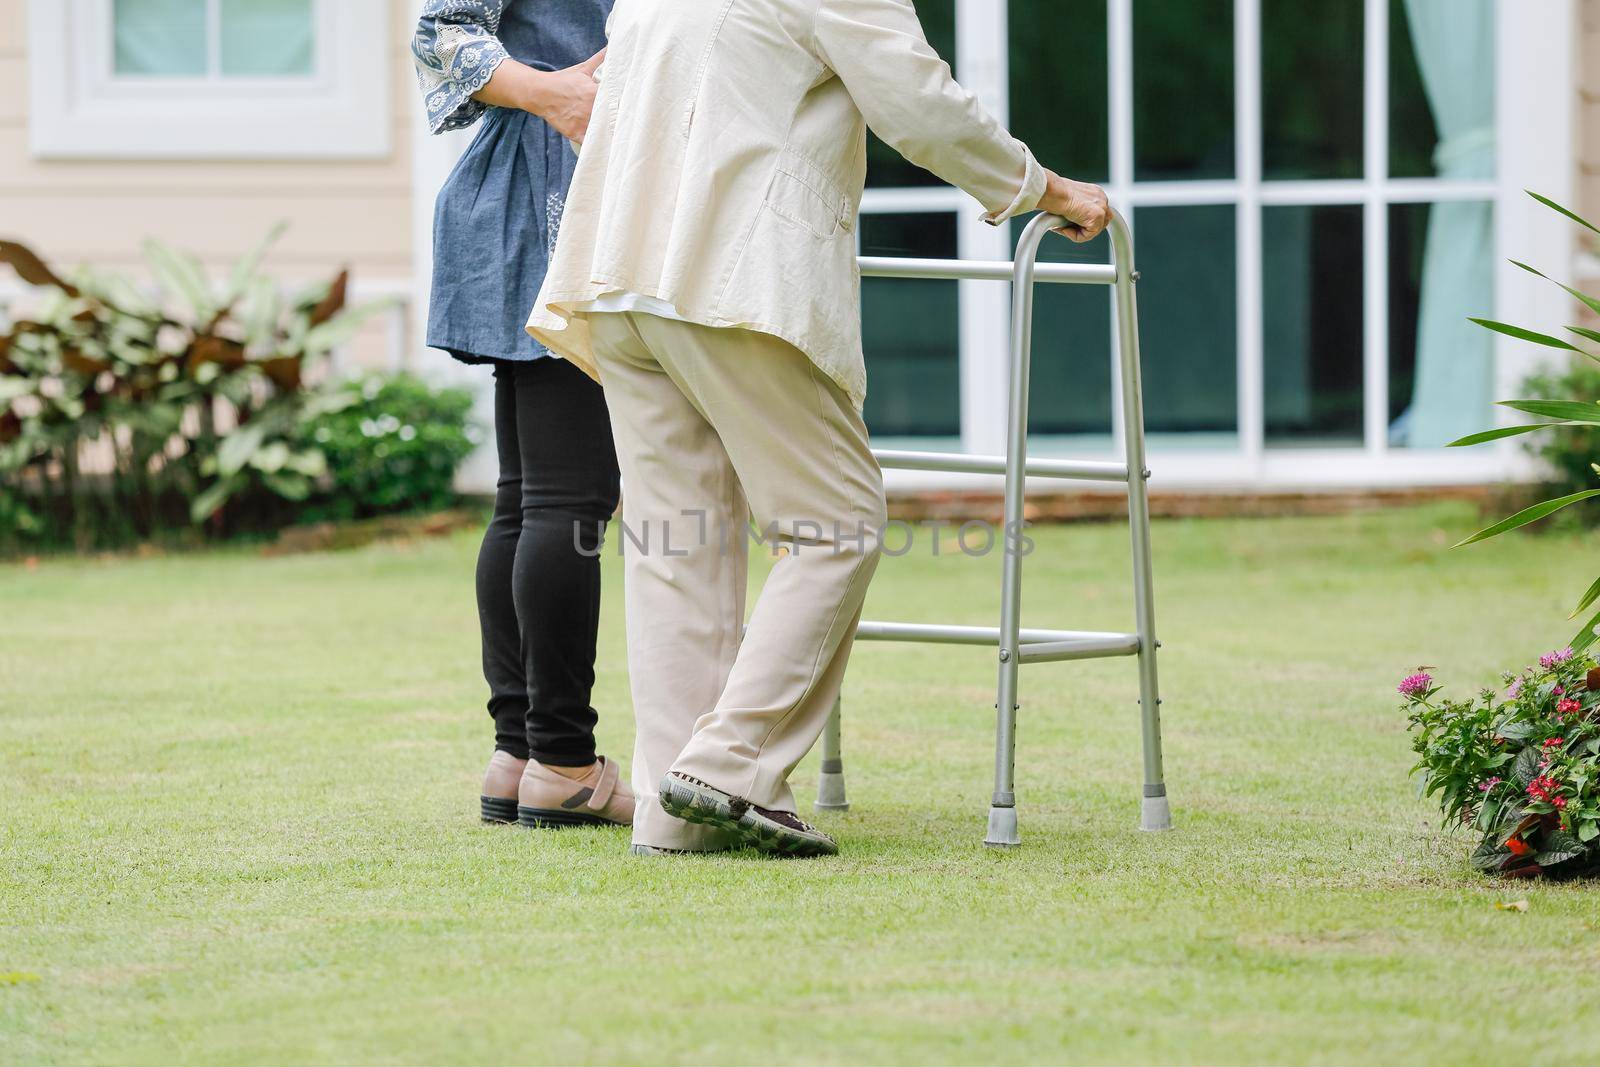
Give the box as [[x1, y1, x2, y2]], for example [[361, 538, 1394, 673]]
[[816, 210, 1171, 843], [874, 449, 1129, 482]]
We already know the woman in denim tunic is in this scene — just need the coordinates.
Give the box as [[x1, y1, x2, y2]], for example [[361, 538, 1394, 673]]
[[413, 0, 633, 827]]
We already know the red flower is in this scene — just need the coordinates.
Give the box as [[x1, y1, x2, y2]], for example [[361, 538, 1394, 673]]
[[1543, 737, 1565, 749], [1507, 836, 1534, 857], [1527, 775, 1563, 804], [1557, 698, 1582, 716], [1553, 796, 1568, 809]]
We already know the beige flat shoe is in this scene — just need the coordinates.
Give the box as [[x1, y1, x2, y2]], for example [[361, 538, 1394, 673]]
[[480, 750, 527, 824], [517, 756, 635, 828]]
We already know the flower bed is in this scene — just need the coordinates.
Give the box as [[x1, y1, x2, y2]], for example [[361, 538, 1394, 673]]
[[1402, 649, 1600, 878]]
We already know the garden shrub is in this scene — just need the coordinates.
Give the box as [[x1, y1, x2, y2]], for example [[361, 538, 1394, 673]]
[[294, 373, 479, 523], [0, 229, 475, 554], [1402, 649, 1600, 879]]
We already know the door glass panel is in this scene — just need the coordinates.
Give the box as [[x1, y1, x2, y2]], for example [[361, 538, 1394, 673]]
[[1012, 222, 1113, 441], [1010, 0, 1109, 184], [114, 0, 208, 76], [1390, 0, 1494, 179], [1264, 205, 1364, 446], [1388, 201, 1495, 448], [1135, 206, 1238, 441], [861, 213, 961, 438], [1134, 0, 1234, 181], [866, 0, 956, 189], [220, 0, 315, 77], [1262, 0, 1363, 179]]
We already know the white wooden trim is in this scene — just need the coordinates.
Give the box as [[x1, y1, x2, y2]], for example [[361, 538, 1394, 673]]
[[955, 0, 1012, 456], [1361, 0, 1389, 459], [1235, 0, 1264, 472], [1107, 0, 1134, 460], [27, 0, 392, 159], [1490, 0, 1577, 478]]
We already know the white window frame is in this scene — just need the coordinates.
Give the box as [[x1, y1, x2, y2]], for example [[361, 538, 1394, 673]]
[[865, 0, 1576, 491], [28, 0, 391, 160]]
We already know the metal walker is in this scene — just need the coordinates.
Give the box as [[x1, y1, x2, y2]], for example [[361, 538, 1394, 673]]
[[817, 209, 1171, 845]]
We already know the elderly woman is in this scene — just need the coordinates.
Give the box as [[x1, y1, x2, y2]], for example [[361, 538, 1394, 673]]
[[412, 0, 633, 829], [530, 0, 1109, 857]]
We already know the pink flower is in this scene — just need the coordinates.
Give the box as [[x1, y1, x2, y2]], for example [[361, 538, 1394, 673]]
[[1478, 777, 1502, 792], [1508, 678, 1525, 698], [1553, 796, 1569, 809], [1557, 698, 1582, 716], [1555, 686, 1566, 695], [1397, 672, 1433, 699], [1540, 648, 1575, 670]]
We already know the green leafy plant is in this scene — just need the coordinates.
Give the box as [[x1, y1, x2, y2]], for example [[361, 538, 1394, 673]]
[[0, 227, 396, 551], [1450, 192, 1600, 650], [1401, 649, 1600, 879], [293, 373, 479, 522], [1517, 358, 1600, 509]]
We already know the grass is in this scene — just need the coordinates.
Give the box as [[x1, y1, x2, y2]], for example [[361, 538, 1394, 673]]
[[3, 502, 1600, 1065]]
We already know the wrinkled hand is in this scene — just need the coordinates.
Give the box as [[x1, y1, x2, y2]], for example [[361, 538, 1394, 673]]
[[1038, 173, 1112, 243], [533, 50, 605, 143]]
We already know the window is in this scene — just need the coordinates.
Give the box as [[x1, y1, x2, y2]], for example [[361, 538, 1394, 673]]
[[859, 0, 1556, 483], [113, 0, 316, 79], [28, 0, 390, 159]]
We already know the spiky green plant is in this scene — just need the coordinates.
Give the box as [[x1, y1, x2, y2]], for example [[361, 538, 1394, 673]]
[[1451, 191, 1600, 651]]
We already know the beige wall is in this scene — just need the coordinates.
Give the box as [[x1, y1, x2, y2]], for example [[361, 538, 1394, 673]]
[[0, 0, 420, 367]]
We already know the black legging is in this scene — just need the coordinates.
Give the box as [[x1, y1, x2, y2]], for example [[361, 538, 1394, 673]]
[[476, 358, 620, 766]]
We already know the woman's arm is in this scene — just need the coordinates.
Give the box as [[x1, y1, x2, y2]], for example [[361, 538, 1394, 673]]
[[412, 0, 513, 135], [473, 51, 606, 143], [814, 0, 1109, 242]]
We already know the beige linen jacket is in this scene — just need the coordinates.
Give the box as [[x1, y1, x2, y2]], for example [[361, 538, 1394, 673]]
[[526, 0, 1047, 410]]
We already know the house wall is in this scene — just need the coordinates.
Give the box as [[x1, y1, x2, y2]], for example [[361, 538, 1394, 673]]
[[0, 0, 421, 369]]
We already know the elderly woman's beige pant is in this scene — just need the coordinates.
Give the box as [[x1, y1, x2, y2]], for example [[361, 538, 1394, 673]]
[[588, 312, 886, 852]]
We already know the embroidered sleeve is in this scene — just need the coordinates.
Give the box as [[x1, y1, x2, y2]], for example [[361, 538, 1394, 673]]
[[412, 0, 513, 135]]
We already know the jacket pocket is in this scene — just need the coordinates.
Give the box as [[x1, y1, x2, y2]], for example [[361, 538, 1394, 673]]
[[766, 146, 854, 240]]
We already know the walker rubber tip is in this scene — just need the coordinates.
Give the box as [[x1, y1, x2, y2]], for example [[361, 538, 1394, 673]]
[[815, 771, 849, 812], [1140, 794, 1173, 832], [983, 805, 1021, 848]]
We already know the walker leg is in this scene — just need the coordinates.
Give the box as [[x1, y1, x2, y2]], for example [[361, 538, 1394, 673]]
[[815, 697, 849, 812], [984, 218, 1055, 851], [1110, 216, 1172, 832], [984, 639, 1022, 848]]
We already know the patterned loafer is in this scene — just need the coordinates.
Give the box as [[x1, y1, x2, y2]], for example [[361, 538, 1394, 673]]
[[518, 756, 635, 828], [657, 772, 837, 857]]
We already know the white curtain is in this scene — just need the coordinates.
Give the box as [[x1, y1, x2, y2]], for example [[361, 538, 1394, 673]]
[[1390, 0, 1496, 449]]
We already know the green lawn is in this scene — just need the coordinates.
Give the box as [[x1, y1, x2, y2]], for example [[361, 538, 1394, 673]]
[[4, 503, 1600, 1065]]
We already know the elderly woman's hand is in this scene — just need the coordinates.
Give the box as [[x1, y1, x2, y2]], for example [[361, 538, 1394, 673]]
[[1038, 173, 1112, 243]]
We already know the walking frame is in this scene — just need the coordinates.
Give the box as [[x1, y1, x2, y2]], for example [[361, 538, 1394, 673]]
[[817, 208, 1171, 846]]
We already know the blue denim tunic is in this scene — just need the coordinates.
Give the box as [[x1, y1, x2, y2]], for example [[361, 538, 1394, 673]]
[[413, 0, 612, 363]]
